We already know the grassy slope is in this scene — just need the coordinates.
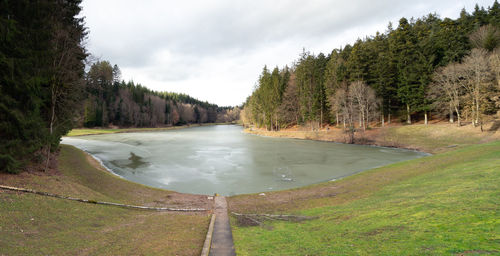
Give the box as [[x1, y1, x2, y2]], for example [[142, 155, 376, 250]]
[[68, 123, 499, 255], [229, 141, 500, 255], [246, 122, 500, 154], [378, 124, 499, 153], [2, 123, 498, 254], [0, 145, 210, 255]]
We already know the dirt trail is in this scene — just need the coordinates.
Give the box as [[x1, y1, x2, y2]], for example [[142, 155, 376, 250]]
[[209, 196, 236, 256]]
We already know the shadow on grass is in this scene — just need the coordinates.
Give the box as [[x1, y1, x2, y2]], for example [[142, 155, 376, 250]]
[[488, 120, 500, 132]]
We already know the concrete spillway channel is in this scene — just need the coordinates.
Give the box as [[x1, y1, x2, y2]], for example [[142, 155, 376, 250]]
[[201, 195, 236, 256]]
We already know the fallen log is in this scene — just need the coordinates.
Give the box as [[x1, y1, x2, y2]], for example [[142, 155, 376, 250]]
[[231, 212, 318, 223], [0, 185, 206, 212]]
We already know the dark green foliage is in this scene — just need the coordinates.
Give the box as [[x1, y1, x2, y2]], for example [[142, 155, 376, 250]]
[[0, 0, 86, 173], [489, 0, 500, 26], [244, 1, 500, 128], [436, 18, 471, 64], [295, 51, 328, 127]]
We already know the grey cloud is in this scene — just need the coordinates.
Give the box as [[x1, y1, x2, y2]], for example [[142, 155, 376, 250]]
[[81, 0, 493, 105], [86, 0, 413, 65]]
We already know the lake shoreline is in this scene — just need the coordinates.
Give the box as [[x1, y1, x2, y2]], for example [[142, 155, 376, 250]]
[[66, 122, 236, 137], [244, 126, 431, 154], [0, 144, 211, 255], [63, 125, 424, 195], [243, 121, 500, 154], [2, 123, 498, 254], [243, 126, 431, 154], [229, 140, 500, 255]]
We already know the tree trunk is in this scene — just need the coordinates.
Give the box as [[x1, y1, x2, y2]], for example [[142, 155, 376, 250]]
[[342, 115, 346, 131], [349, 128, 354, 144], [361, 109, 366, 131], [406, 104, 411, 124], [471, 101, 477, 127], [455, 106, 461, 127], [388, 113, 391, 124], [365, 108, 369, 129], [320, 107, 323, 129], [45, 85, 57, 172], [424, 111, 428, 125], [336, 111, 339, 126], [449, 103, 454, 123], [270, 115, 273, 131], [381, 114, 385, 127], [45, 145, 51, 172], [275, 114, 278, 131], [475, 97, 480, 127]]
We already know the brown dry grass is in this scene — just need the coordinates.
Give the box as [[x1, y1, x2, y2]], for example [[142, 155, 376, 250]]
[[0, 145, 212, 209], [229, 121, 500, 214], [0, 145, 212, 255], [246, 120, 500, 154]]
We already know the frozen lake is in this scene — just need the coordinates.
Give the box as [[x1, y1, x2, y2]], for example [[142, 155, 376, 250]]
[[62, 125, 427, 195]]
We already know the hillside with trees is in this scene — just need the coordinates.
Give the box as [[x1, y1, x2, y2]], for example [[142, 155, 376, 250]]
[[0, 1, 239, 174], [242, 2, 500, 136], [81, 60, 240, 128]]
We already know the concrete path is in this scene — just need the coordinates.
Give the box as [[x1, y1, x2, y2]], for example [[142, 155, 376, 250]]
[[209, 196, 236, 256]]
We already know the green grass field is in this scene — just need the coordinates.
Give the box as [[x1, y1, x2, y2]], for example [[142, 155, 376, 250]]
[[229, 141, 500, 255], [1, 124, 498, 255], [0, 145, 210, 255]]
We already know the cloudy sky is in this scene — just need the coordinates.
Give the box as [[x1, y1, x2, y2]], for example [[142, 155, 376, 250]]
[[81, 0, 493, 106]]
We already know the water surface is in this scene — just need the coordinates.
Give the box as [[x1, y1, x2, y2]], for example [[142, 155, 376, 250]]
[[62, 125, 427, 195]]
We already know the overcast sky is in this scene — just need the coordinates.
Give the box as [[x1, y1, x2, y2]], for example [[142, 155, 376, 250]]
[[81, 0, 493, 106]]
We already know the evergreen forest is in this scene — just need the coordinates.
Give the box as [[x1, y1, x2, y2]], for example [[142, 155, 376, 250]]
[[0, 1, 239, 173], [242, 2, 500, 137]]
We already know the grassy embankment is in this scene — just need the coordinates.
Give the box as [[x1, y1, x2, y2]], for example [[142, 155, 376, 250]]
[[0, 145, 211, 255], [245, 122, 500, 154], [230, 123, 500, 255]]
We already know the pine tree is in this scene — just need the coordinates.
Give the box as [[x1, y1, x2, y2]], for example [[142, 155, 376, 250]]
[[0, 0, 86, 173]]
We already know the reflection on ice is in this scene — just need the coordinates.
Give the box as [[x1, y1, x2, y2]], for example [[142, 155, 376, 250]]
[[126, 152, 147, 169], [273, 167, 294, 182]]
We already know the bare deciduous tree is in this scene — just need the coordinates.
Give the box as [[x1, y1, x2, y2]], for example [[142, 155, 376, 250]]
[[348, 81, 377, 131], [430, 64, 464, 126], [489, 49, 500, 111], [460, 48, 493, 127], [490, 48, 500, 88], [332, 84, 356, 143], [469, 25, 500, 52]]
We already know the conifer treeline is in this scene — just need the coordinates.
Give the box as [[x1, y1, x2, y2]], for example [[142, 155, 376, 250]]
[[1, 0, 87, 173], [242, 2, 500, 133], [0, 1, 239, 173], [82, 61, 240, 128]]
